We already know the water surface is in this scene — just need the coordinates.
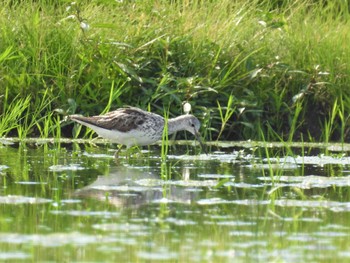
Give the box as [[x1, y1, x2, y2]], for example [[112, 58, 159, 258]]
[[0, 140, 349, 262]]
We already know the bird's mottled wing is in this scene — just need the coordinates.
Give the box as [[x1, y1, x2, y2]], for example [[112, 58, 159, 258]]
[[101, 108, 147, 132], [71, 108, 148, 132]]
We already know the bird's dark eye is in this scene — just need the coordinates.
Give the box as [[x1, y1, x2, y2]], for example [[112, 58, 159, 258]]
[[191, 123, 195, 127]]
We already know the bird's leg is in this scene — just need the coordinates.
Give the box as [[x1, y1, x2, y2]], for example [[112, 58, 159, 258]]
[[121, 146, 142, 162], [128, 146, 144, 160], [125, 146, 137, 161], [114, 145, 124, 159]]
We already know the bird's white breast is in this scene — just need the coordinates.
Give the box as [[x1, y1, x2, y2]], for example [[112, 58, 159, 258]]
[[81, 122, 161, 147]]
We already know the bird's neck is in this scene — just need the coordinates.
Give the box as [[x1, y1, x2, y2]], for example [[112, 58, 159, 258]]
[[167, 115, 188, 135]]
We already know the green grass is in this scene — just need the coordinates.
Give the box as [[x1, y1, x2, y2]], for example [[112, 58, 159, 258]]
[[161, 107, 170, 163], [0, 0, 349, 142]]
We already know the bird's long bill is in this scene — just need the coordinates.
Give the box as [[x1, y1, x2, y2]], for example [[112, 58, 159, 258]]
[[194, 130, 208, 155]]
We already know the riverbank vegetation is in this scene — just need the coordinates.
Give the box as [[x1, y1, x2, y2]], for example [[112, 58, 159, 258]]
[[0, 0, 349, 142]]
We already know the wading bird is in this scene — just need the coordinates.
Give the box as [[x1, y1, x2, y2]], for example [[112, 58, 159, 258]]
[[70, 107, 206, 156]]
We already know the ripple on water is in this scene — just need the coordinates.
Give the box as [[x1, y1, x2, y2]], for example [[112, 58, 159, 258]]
[[152, 198, 178, 204], [135, 178, 219, 188], [197, 174, 234, 179], [137, 248, 178, 261], [230, 231, 264, 237], [169, 151, 261, 163], [0, 195, 51, 204], [267, 155, 350, 166], [197, 198, 271, 206], [164, 217, 197, 226], [15, 181, 48, 185], [223, 182, 265, 188], [92, 223, 149, 233], [197, 198, 231, 205], [97, 245, 124, 253], [287, 233, 317, 242], [197, 197, 350, 212], [259, 175, 350, 188], [83, 152, 114, 158], [48, 164, 85, 172], [91, 185, 162, 192], [168, 180, 218, 187], [0, 232, 118, 247], [0, 252, 30, 260], [320, 224, 350, 230], [51, 210, 120, 218], [245, 163, 299, 170], [281, 217, 323, 222], [338, 251, 350, 258], [208, 221, 256, 226]]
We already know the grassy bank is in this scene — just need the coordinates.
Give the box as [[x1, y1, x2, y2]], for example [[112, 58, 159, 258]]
[[0, 0, 349, 142]]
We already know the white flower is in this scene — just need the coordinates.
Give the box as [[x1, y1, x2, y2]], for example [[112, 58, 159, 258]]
[[80, 22, 89, 31], [183, 102, 192, 114]]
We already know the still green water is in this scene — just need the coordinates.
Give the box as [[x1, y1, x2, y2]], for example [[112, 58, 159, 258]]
[[0, 140, 350, 262]]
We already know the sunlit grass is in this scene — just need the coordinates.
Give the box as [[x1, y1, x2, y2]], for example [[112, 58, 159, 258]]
[[0, 0, 349, 142], [0, 96, 31, 137]]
